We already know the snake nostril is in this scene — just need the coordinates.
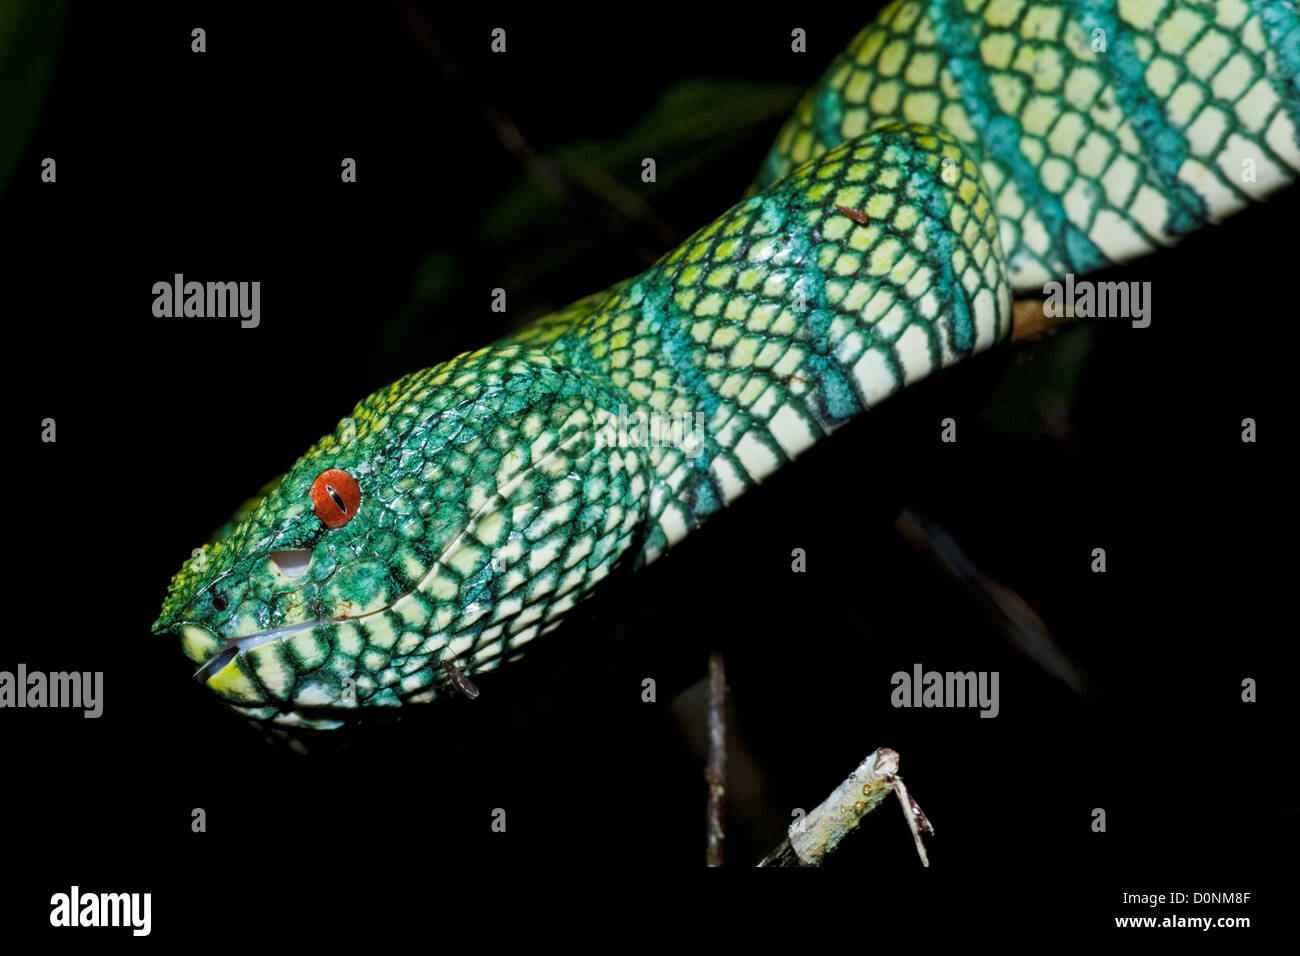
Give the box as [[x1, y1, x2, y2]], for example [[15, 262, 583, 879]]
[[211, 595, 228, 612], [270, 549, 312, 578]]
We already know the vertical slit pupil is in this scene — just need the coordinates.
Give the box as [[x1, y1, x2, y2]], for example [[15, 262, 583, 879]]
[[326, 484, 348, 514]]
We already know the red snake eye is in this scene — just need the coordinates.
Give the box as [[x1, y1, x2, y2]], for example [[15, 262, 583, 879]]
[[310, 468, 362, 528]]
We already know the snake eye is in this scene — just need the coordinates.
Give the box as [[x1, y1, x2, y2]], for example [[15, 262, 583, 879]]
[[310, 468, 362, 528]]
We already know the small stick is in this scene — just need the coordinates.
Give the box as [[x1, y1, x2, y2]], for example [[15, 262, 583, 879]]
[[705, 650, 727, 867], [757, 747, 934, 867], [1011, 297, 1072, 342]]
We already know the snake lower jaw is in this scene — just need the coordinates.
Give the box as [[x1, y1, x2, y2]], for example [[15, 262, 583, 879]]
[[186, 619, 325, 683]]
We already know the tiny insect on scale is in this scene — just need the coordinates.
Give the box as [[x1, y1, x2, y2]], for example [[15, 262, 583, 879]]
[[834, 205, 870, 225]]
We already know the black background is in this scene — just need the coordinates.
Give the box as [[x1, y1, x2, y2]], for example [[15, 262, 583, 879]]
[[3, 0, 1294, 937]]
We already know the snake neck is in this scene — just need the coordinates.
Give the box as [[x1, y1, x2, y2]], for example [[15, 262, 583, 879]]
[[501, 123, 1011, 566]]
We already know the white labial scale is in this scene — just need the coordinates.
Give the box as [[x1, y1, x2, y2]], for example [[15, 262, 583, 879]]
[[252, 647, 294, 699]]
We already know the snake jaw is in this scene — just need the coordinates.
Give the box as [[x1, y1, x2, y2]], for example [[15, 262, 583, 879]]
[[191, 619, 325, 684]]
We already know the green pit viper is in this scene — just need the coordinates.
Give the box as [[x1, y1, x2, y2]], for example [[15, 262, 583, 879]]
[[154, 0, 1300, 730]]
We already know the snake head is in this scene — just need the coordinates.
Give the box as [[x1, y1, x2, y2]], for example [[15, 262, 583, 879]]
[[152, 347, 650, 729]]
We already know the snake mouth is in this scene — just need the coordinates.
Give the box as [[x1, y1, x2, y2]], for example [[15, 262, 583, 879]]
[[192, 619, 326, 683]]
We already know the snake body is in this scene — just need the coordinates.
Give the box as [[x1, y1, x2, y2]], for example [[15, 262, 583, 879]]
[[154, 1, 1300, 729]]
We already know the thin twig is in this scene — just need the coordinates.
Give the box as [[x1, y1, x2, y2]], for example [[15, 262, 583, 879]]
[[893, 508, 1090, 695], [398, 0, 677, 247], [705, 650, 727, 867], [757, 747, 933, 867], [1011, 297, 1072, 342]]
